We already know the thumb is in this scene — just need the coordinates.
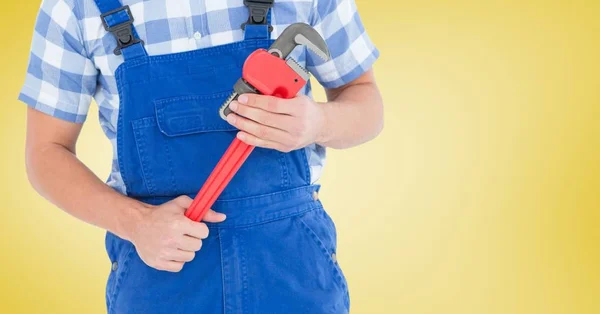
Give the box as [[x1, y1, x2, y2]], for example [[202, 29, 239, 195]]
[[202, 209, 227, 223]]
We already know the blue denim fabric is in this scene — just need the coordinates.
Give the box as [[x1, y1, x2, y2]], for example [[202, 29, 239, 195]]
[[98, 1, 349, 313]]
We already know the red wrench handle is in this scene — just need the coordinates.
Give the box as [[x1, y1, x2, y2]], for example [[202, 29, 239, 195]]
[[185, 50, 307, 222], [185, 139, 254, 221]]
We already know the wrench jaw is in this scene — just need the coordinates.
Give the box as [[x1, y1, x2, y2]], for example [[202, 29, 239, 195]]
[[219, 58, 307, 120], [219, 23, 331, 120], [268, 23, 331, 61], [219, 78, 259, 120], [286, 58, 310, 81], [293, 34, 330, 62], [219, 92, 238, 120]]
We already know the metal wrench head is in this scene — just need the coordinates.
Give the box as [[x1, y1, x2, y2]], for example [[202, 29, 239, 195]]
[[268, 23, 331, 61]]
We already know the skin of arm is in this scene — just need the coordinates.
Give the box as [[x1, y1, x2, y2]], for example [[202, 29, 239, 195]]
[[225, 69, 384, 151], [24, 109, 226, 272]]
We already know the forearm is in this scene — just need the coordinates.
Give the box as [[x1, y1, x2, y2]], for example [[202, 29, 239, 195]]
[[317, 78, 384, 149], [25, 143, 147, 241]]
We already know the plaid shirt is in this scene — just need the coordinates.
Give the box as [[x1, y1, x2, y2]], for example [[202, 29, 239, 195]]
[[18, 0, 379, 194]]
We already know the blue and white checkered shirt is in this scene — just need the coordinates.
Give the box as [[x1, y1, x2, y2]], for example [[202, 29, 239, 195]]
[[19, 0, 379, 194]]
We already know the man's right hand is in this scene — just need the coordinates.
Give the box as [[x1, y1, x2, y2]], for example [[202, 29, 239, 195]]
[[128, 195, 227, 272], [25, 109, 228, 274]]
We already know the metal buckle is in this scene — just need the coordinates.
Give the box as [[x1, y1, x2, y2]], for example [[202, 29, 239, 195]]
[[100, 6, 143, 56], [241, 0, 274, 32]]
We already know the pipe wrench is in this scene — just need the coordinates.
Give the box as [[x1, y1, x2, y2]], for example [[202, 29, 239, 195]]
[[185, 23, 331, 222]]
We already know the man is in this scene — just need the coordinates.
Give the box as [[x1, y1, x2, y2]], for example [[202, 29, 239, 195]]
[[20, 0, 382, 313]]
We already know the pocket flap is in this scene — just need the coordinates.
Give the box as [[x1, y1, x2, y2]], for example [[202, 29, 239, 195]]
[[155, 94, 236, 137]]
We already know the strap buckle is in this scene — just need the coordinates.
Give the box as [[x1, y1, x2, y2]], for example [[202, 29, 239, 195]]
[[101, 6, 143, 56], [241, 0, 274, 32]]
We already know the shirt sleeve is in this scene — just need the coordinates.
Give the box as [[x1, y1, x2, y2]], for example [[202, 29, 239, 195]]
[[18, 0, 98, 124], [306, 0, 380, 89]]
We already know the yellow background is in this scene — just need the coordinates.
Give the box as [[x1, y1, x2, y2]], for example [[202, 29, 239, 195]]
[[1, 0, 599, 313]]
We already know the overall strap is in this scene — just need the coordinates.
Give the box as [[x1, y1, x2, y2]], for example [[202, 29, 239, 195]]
[[243, 0, 274, 40], [95, 0, 147, 60]]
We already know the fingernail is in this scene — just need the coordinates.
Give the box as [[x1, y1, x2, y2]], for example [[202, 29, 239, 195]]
[[238, 95, 248, 104], [229, 101, 238, 111], [237, 132, 245, 141], [226, 114, 236, 124]]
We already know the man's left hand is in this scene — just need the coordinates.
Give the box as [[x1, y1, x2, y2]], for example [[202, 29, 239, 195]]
[[225, 94, 326, 152]]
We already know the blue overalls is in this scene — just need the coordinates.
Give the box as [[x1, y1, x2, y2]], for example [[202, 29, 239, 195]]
[[96, 1, 350, 313]]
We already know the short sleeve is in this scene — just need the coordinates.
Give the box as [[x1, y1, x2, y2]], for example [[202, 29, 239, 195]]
[[18, 0, 98, 124], [306, 0, 380, 89]]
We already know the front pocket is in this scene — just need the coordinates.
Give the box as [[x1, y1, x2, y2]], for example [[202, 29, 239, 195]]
[[130, 93, 291, 198], [296, 207, 348, 289], [130, 92, 239, 197], [241, 208, 349, 313]]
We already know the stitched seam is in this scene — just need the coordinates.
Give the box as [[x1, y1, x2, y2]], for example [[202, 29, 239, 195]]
[[297, 216, 346, 289], [213, 205, 318, 230], [132, 125, 156, 195], [214, 185, 315, 203], [108, 244, 135, 313], [117, 40, 276, 85], [120, 40, 274, 69], [300, 146, 311, 184], [240, 234, 249, 314], [148, 68, 217, 82], [218, 229, 227, 314], [161, 126, 236, 136], [21, 84, 88, 114], [155, 92, 234, 104], [120, 72, 236, 87], [115, 66, 131, 195], [163, 136, 177, 193], [279, 152, 289, 188]]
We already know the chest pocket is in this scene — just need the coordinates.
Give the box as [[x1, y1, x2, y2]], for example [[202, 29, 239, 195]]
[[130, 92, 291, 198]]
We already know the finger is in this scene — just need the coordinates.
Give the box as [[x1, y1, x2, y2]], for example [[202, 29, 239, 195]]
[[229, 101, 294, 130], [183, 221, 210, 239], [168, 249, 196, 262], [171, 195, 193, 208], [160, 261, 185, 273], [202, 209, 227, 223], [227, 114, 293, 145], [177, 235, 203, 252], [238, 94, 297, 115], [237, 131, 292, 152]]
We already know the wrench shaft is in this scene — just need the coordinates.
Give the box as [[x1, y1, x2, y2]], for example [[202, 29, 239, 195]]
[[185, 138, 255, 221]]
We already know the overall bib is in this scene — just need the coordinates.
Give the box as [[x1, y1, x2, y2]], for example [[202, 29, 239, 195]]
[[96, 1, 350, 313]]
